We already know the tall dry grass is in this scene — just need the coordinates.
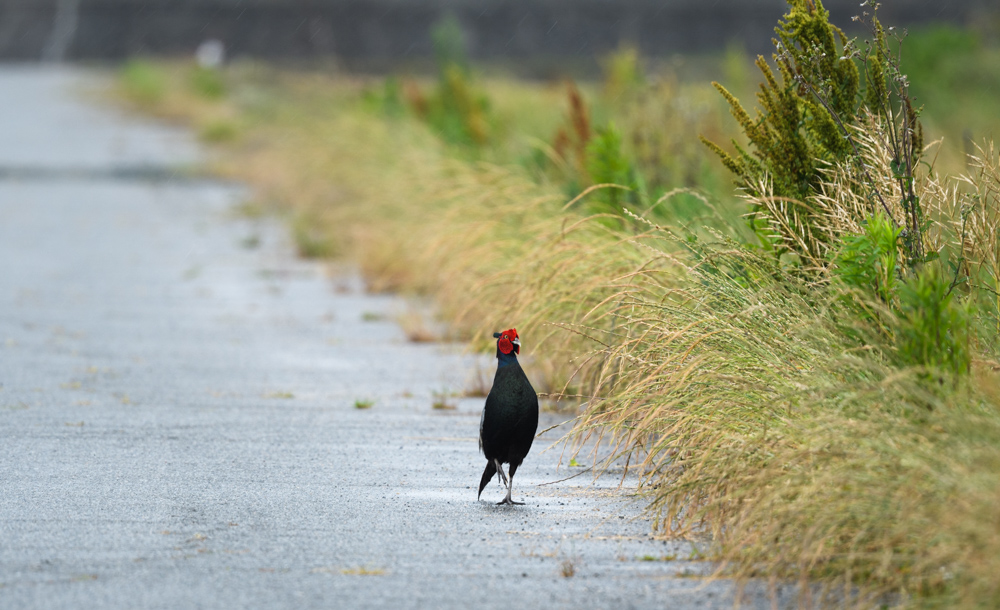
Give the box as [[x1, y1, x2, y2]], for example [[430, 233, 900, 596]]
[[564, 230, 1000, 604], [558, 117, 1000, 605]]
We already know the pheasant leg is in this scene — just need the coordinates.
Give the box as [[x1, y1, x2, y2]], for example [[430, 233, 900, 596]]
[[497, 473, 525, 505], [494, 459, 509, 487]]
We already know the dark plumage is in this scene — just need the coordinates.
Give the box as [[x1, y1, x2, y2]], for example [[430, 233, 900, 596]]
[[478, 328, 539, 505]]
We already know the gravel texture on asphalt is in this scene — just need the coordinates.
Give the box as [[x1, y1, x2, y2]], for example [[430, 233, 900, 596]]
[[0, 66, 792, 609]]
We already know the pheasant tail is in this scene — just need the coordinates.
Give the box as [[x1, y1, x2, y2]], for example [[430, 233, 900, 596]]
[[478, 460, 497, 500]]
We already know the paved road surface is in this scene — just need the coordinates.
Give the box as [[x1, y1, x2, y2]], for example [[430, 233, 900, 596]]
[[0, 67, 786, 608]]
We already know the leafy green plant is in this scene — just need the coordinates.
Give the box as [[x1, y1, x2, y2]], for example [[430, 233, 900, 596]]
[[363, 77, 407, 119], [381, 77, 406, 119], [428, 65, 491, 146], [190, 65, 225, 99], [601, 45, 645, 102], [702, 0, 929, 269], [701, 0, 859, 253], [585, 123, 640, 218], [417, 14, 492, 146], [120, 59, 166, 104], [831, 213, 971, 377], [832, 211, 901, 304], [896, 264, 971, 376]]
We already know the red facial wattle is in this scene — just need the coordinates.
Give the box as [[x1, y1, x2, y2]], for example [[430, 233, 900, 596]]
[[498, 336, 513, 354], [497, 328, 520, 355]]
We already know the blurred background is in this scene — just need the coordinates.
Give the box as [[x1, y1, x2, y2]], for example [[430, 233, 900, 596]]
[[77, 0, 999, 258], [4, 0, 997, 71], [5, 0, 997, 260]]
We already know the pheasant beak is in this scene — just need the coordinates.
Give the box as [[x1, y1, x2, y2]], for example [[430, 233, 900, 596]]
[[512, 338, 520, 347]]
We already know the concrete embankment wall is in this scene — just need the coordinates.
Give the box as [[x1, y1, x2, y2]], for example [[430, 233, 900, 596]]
[[0, 0, 992, 65]]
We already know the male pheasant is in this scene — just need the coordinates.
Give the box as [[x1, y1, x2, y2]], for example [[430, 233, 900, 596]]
[[477, 328, 539, 505]]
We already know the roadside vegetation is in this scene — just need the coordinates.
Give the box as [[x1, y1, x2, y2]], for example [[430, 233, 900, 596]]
[[116, 1, 1000, 605]]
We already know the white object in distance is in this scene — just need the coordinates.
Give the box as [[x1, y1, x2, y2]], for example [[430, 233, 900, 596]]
[[196, 39, 225, 69]]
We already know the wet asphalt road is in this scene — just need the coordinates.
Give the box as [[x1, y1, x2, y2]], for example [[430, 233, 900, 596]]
[[0, 66, 788, 608]]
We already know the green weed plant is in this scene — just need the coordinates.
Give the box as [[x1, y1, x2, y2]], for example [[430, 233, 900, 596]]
[[190, 65, 226, 99], [120, 59, 167, 104], [410, 14, 493, 147], [832, 211, 901, 304]]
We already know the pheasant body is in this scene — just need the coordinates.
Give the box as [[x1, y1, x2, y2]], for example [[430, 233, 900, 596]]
[[478, 328, 538, 505]]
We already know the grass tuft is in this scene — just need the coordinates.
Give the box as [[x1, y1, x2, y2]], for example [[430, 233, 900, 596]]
[[199, 119, 240, 143], [431, 390, 457, 410], [559, 558, 576, 578]]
